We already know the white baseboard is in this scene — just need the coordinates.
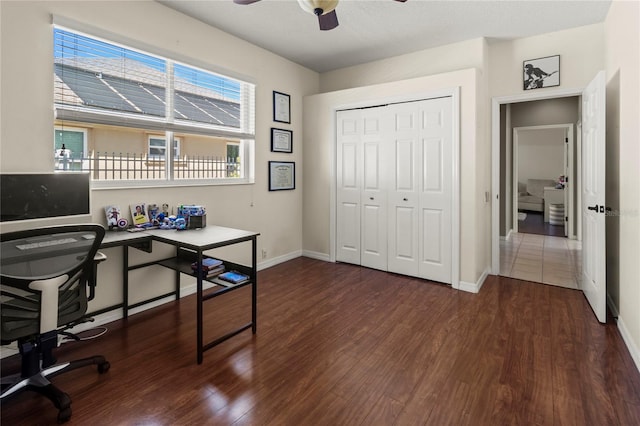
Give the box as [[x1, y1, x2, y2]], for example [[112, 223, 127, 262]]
[[458, 267, 490, 293], [500, 229, 513, 241], [258, 250, 302, 270], [302, 250, 332, 262], [616, 315, 640, 374]]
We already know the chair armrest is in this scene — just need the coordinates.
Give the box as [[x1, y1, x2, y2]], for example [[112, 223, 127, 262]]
[[88, 252, 108, 301]]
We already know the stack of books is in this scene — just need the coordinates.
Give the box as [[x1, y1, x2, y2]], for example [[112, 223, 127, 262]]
[[218, 271, 250, 284], [191, 258, 225, 278]]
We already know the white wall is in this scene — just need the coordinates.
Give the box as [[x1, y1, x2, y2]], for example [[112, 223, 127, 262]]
[[604, 0, 640, 371], [0, 0, 319, 312], [489, 23, 605, 97], [516, 128, 565, 184]]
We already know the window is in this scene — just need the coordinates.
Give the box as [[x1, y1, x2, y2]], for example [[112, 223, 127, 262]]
[[53, 27, 255, 185], [148, 136, 180, 159], [54, 126, 87, 171]]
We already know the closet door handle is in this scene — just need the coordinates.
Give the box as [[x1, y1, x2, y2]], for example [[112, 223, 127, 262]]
[[587, 204, 598, 211], [369, 197, 374, 200], [403, 198, 408, 201]]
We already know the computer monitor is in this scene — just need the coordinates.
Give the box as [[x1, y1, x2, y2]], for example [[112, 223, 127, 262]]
[[1, 173, 90, 222]]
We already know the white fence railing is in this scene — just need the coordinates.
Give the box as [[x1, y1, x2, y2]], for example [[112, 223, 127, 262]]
[[55, 151, 241, 180]]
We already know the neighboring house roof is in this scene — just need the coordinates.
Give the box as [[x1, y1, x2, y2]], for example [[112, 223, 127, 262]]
[[54, 58, 240, 128]]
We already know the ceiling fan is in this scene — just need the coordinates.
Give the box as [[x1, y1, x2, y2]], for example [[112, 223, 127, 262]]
[[233, 0, 407, 31]]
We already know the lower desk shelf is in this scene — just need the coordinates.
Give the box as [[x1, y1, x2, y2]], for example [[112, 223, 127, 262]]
[[155, 256, 253, 299]]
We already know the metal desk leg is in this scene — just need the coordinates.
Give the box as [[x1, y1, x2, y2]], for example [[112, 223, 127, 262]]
[[252, 236, 257, 334], [196, 250, 203, 365], [175, 246, 181, 300], [123, 245, 129, 319]]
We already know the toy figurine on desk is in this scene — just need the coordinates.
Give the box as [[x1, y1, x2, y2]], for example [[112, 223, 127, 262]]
[[104, 205, 126, 230]]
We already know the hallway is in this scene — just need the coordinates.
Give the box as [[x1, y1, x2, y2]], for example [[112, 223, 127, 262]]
[[500, 233, 582, 289]]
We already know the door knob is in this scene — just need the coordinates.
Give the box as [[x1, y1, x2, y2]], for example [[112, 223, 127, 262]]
[[403, 198, 408, 201], [587, 204, 598, 211], [369, 197, 374, 200]]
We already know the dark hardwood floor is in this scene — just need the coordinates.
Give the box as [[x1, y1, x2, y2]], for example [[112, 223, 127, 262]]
[[2, 257, 639, 425], [518, 211, 566, 237]]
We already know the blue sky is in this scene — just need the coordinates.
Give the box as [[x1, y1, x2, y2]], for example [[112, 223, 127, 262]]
[[54, 28, 240, 101]]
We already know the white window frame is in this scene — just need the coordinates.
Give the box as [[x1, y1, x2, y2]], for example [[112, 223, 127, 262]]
[[53, 24, 255, 188], [148, 136, 181, 160]]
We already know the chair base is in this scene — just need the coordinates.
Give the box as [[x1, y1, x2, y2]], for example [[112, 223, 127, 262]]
[[1, 355, 110, 423]]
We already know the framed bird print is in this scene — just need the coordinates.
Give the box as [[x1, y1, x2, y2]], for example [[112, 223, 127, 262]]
[[523, 55, 560, 90]]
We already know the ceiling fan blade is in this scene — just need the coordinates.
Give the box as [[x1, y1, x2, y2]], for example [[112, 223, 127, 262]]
[[233, 0, 261, 4], [318, 9, 339, 31]]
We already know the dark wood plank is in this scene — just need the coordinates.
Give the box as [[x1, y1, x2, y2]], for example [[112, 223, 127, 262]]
[[2, 258, 639, 425]]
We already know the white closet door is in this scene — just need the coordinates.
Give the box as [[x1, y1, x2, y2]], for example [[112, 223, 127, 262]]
[[361, 107, 388, 270], [418, 97, 452, 284], [387, 103, 421, 277], [336, 109, 362, 264]]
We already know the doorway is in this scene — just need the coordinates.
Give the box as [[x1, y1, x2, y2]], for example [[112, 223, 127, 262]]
[[492, 91, 583, 289], [512, 124, 574, 238]]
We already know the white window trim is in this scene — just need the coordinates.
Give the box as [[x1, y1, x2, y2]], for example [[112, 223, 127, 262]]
[[53, 24, 256, 187]]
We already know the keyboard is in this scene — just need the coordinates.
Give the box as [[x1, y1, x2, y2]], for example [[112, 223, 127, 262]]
[[16, 237, 78, 251]]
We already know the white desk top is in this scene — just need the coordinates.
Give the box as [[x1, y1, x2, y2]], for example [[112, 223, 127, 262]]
[[102, 226, 259, 250], [145, 226, 259, 250]]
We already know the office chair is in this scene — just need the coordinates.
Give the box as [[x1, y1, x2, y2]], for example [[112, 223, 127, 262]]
[[1, 224, 110, 423]]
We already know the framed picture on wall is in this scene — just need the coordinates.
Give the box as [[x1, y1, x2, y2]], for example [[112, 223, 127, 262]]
[[268, 161, 295, 191], [523, 55, 560, 90], [271, 128, 293, 153], [273, 91, 291, 123]]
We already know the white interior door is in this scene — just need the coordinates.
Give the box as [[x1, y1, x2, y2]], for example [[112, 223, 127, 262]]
[[418, 97, 453, 284], [361, 107, 388, 271], [336, 109, 362, 264], [387, 98, 453, 283], [388, 103, 420, 277], [581, 71, 606, 323]]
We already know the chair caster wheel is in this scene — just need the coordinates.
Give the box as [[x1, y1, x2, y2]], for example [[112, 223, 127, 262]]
[[98, 361, 110, 374], [58, 406, 72, 423]]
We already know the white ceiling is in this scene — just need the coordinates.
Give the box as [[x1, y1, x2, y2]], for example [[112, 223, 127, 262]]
[[157, 0, 612, 73]]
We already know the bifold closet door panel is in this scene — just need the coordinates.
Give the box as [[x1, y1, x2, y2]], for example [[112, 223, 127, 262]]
[[418, 97, 453, 284], [387, 102, 421, 277], [336, 109, 362, 264], [360, 107, 388, 271]]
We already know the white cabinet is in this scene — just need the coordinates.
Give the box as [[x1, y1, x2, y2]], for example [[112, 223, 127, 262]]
[[543, 187, 564, 222], [336, 97, 453, 284]]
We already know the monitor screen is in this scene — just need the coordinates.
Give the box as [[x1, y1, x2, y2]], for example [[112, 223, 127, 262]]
[[1, 173, 90, 222]]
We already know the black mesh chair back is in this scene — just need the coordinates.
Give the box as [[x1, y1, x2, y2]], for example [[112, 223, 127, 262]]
[[1, 224, 105, 342], [0, 224, 109, 423]]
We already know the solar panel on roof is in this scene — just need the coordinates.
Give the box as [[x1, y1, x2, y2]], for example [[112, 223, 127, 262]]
[[55, 64, 137, 113], [100, 76, 166, 117], [55, 63, 241, 128]]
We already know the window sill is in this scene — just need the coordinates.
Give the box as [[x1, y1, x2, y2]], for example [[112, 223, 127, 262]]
[[91, 178, 254, 190]]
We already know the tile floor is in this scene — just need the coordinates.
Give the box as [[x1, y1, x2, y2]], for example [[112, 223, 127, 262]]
[[500, 232, 582, 289]]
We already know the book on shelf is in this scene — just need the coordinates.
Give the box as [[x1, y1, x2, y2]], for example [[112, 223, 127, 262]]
[[218, 271, 250, 284], [191, 258, 223, 271], [193, 264, 225, 278]]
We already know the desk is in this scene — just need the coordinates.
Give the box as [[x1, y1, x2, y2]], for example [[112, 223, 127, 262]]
[[100, 226, 259, 364]]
